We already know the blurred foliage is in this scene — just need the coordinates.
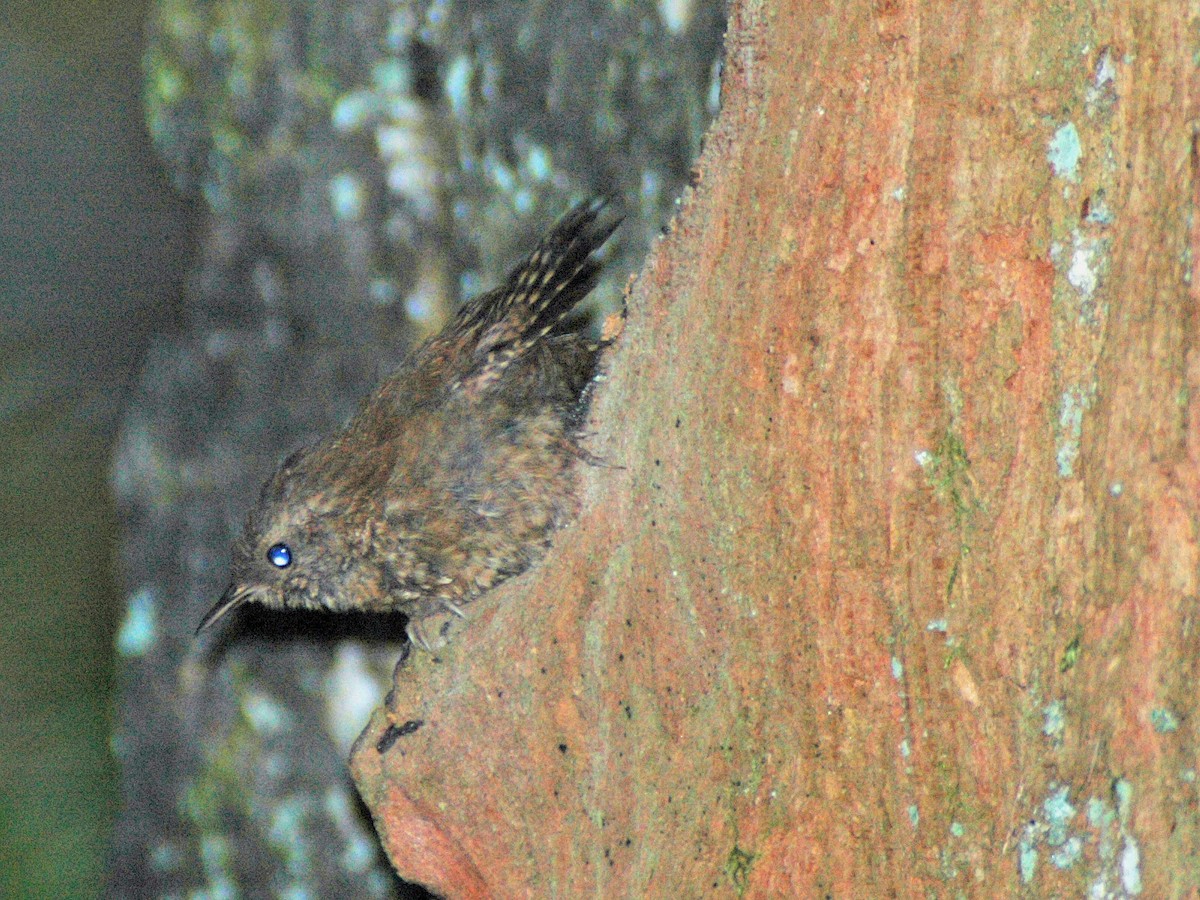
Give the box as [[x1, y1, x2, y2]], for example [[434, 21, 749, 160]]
[[0, 1, 192, 896], [0, 410, 119, 897]]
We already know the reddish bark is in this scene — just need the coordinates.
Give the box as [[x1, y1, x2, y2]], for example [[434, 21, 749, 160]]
[[353, 0, 1200, 894]]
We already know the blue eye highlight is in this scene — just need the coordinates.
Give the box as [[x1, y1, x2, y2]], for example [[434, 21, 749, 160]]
[[267, 543, 293, 568]]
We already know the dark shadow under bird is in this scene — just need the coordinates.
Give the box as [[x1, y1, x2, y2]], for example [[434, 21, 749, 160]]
[[197, 200, 622, 648]]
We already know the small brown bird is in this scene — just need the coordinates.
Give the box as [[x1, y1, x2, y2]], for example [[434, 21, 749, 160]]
[[198, 200, 621, 648]]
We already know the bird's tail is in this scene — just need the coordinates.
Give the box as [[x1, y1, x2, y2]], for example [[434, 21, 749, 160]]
[[449, 199, 622, 394]]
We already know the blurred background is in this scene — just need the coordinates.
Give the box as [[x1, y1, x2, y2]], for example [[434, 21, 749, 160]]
[[0, 0, 193, 896], [0, 0, 722, 895]]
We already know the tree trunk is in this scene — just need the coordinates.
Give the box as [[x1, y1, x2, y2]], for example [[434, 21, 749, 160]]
[[352, 0, 1200, 895]]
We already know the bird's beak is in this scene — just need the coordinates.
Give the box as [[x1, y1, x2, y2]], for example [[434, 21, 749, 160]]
[[196, 585, 246, 635]]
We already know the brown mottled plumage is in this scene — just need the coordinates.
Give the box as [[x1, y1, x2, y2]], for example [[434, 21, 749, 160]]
[[198, 200, 621, 648]]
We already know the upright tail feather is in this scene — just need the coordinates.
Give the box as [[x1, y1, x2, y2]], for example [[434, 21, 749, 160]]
[[448, 199, 622, 394]]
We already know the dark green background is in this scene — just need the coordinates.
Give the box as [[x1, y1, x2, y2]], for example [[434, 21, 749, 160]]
[[0, 2, 191, 895]]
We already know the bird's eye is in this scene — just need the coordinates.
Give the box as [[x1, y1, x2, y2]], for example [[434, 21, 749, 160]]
[[267, 543, 293, 569]]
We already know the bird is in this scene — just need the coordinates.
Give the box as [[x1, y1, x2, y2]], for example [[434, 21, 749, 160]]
[[197, 199, 622, 649]]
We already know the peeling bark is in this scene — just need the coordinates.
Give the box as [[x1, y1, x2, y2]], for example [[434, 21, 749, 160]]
[[353, 0, 1200, 895]]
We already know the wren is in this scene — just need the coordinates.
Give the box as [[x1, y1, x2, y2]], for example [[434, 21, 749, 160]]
[[198, 200, 621, 648]]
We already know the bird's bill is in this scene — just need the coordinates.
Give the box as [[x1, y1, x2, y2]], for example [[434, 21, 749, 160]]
[[195, 586, 247, 635]]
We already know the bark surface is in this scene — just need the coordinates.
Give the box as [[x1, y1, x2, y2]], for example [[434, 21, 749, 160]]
[[353, 1, 1200, 895]]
